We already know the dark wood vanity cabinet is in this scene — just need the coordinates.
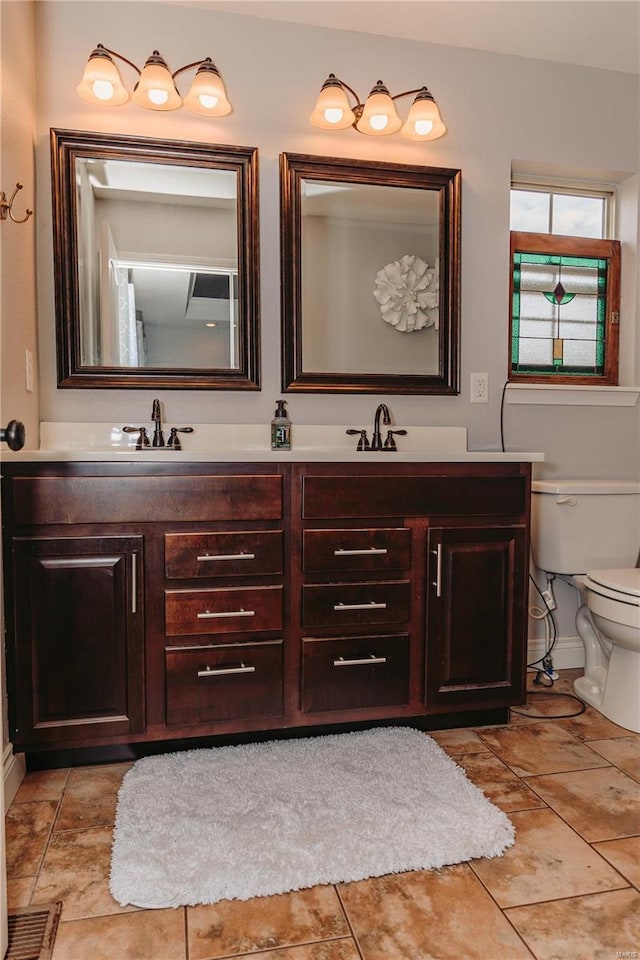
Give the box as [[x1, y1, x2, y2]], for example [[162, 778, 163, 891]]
[[2, 460, 531, 756], [10, 535, 144, 746]]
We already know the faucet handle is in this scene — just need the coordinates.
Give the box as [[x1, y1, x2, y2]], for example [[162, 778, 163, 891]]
[[383, 428, 407, 451], [123, 426, 150, 450], [167, 426, 194, 451], [346, 428, 370, 451]]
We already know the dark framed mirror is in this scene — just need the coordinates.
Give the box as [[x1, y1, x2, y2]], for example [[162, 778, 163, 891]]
[[280, 153, 460, 394], [51, 129, 260, 389]]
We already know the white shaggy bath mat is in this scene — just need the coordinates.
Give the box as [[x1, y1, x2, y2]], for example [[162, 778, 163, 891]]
[[110, 727, 514, 908]]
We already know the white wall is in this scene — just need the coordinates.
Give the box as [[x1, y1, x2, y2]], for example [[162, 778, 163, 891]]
[[31, 2, 639, 471]]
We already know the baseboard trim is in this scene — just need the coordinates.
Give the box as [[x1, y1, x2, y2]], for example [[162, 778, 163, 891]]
[[527, 634, 585, 671], [3, 743, 26, 810]]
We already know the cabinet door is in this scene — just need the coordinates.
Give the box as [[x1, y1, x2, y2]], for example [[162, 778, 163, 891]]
[[11, 536, 144, 747], [426, 525, 527, 710]]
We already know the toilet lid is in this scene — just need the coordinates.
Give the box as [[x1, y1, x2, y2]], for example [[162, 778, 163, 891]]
[[586, 568, 640, 600]]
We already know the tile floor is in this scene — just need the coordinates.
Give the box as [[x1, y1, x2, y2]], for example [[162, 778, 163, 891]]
[[5, 670, 640, 960]]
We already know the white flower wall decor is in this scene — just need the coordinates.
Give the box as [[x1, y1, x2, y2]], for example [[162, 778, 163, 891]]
[[373, 254, 439, 332]]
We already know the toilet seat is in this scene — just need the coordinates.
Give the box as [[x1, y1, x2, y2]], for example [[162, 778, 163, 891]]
[[585, 568, 640, 605]]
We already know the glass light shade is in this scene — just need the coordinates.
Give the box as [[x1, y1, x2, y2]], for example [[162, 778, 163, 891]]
[[183, 61, 232, 116], [132, 52, 181, 110], [356, 82, 401, 136], [401, 90, 447, 141], [76, 48, 129, 106], [309, 76, 355, 130]]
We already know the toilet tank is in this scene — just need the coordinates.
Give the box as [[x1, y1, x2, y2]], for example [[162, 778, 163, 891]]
[[531, 480, 640, 574]]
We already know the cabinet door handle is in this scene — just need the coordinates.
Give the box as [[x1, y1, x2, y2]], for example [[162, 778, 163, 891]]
[[131, 552, 137, 614], [196, 608, 256, 619], [431, 544, 442, 597], [196, 552, 256, 562], [334, 547, 388, 556], [332, 601, 387, 612], [197, 662, 256, 677], [333, 655, 388, 667]]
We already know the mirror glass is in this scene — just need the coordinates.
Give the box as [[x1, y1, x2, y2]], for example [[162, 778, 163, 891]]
[[52, 130, 260, 389], [281, 153, 460, 394]]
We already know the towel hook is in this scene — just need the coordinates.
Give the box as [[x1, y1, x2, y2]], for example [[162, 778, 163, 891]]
[[0, 183, 33, 224]]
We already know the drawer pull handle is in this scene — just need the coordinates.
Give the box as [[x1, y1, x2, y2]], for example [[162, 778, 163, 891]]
[[431, 544, 442, 597], [196, 552, 256, 562], [333, 655, 388, 667], [131, 551, 137, 615], [197, 662, 256, 677], [333, 601, 387, 612], [196, 608, 256, 619], [334, 547, 388, 556]]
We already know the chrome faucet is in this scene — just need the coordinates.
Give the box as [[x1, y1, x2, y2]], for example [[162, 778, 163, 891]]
[[371, 403, 391, 451]]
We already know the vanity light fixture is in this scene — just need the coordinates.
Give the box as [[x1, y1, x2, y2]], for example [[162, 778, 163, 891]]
[[77, 44, 232, 116], [310, 74, 446, 141]]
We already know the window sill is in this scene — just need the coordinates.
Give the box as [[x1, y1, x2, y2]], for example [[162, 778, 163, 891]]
[[505, 384, 639, 406]]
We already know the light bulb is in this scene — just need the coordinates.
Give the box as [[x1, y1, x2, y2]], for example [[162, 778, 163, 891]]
[[414, 119, 434, 136], [148, 88, 169, 106], [369, 114, 389, 131], [199, 94, 219, 109], [324, 108, 344, 125], [92, 79, 115, 101]]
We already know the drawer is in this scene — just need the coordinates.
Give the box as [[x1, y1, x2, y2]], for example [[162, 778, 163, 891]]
[[302, 581, 410, 628], [165, 641, 283, 725], [302, 634, 410, 714], [303, 528, 410, 574], [302, 474, 527, 519], [165, 585, 283, 636], [10, 474, 282, 525], [165, 531, 283, 579]]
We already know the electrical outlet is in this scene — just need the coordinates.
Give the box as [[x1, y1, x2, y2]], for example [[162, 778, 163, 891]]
[[470, 372, 488, 403]]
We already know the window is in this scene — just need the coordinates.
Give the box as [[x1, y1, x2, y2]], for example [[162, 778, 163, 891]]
[[509, 182, 620, 385]]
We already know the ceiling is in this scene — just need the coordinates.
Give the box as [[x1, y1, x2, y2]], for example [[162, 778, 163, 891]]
[[184, 1, 640, 75]]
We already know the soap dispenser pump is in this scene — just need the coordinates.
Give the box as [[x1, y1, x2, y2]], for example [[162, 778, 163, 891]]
[[271, 400, 292, 450]]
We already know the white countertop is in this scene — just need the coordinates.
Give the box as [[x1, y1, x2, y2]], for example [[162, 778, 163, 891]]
[[1, 423, 544, 464]]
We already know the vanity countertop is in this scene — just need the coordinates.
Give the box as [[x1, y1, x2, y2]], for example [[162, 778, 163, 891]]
[[1, 423, 544, 464]]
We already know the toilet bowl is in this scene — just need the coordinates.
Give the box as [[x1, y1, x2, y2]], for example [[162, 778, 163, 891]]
[[531, 480, 640, 733], [575, 568, 640, 732]]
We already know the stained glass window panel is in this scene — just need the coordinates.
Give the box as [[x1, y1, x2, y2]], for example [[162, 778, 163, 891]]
[[511, 251, 608, 377]]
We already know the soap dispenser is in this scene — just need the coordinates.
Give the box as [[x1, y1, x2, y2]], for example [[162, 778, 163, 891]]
[[271, 400, 292, 450]]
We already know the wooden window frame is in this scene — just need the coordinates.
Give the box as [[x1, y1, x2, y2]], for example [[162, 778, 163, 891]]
[[509, 231, 620, 386]]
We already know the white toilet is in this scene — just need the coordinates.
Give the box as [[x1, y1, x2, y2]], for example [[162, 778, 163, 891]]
[[531, 480, 640, 733]]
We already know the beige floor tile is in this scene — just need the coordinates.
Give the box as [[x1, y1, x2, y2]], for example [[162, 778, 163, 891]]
[[5, 800, 58, 878], [593, 836, 640, 889], [428, 729, 487, 755], [54, 763, 131, 831], [506, 888, 640, 960], [33, 825, 136, 921], [51, 908, 185, 960], [511, 693, 581, 721], [476, 721, 611, 776], [526, 669, 582, 696], [13, 768, 69, 804], [455, 751, 547, 812], [469, 807, 628, 908], [586, 735, 640, 781], [526, 766, 640, 842], [233, 942, 361, 960], [556, 709, 635, 743], [187, 886, 349, 960], [337, 865, 534, 960], [6, 876, 35, 909]]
